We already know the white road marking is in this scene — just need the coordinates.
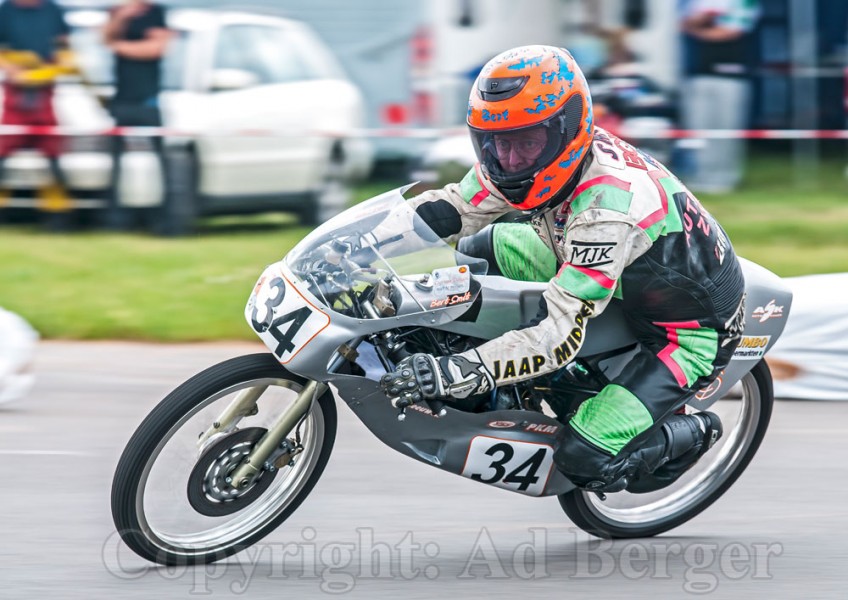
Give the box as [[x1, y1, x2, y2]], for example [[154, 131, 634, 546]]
[[0, 450, 93, 457]]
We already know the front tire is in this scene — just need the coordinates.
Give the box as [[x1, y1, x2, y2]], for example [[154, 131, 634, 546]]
[[560, 360, 773, 538], [111, 353, 336, 565]]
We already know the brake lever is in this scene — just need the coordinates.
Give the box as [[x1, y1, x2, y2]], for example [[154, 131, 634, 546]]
[[389, 392, 447, 421]]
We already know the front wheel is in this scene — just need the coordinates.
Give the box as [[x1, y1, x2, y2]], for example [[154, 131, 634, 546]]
[[111, 353, 336, 565], [560, 360, 773, 538]]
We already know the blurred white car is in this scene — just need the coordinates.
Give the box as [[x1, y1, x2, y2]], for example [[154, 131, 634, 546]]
[[0, 7, 373, 228]]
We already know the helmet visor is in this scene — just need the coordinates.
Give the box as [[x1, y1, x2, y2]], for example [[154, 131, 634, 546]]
[[469, 122, 562, 185], [468, 94, 586, 194]]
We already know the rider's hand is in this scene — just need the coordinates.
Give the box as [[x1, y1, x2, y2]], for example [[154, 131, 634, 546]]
[[380, 352, 495, 408]]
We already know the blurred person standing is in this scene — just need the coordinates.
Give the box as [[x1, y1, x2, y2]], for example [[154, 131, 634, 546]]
[[102, 0, 171, 231], [678, 0, 760, 193], [0, 0, 75, 226]]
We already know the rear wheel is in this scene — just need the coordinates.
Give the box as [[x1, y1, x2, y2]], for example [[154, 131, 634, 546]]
[[559, 360, 773, 538], [111, 353, 337, 564]]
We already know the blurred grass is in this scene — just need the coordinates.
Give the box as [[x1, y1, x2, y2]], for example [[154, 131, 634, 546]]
[[0, 182, 389, 341], [0, 156, 846, 341], [699, 153, 848, 275]]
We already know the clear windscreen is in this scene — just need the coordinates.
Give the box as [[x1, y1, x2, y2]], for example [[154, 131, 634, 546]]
[[285, 186, 489, 318]]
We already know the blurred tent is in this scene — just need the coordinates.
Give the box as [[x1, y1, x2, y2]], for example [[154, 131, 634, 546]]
[[766, 273, 848, 401]]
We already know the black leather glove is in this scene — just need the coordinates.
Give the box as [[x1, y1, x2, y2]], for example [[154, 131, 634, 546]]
[[380, 351, 495, 409]]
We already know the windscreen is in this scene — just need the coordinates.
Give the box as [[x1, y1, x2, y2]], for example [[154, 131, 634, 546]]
[[285, 186, 489, 317]]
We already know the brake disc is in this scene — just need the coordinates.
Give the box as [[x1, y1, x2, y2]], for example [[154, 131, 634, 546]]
[[187, 427, 278, 517]]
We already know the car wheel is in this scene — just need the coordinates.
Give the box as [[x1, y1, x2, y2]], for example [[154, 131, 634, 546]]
[[301, 151, 350, 226]]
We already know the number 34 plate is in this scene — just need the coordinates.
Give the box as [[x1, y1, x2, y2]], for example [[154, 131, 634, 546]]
[[246, 265, 330, 364], [461, 436, 555, 496]]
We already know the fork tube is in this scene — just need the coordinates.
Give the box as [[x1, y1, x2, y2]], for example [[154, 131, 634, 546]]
[[197, 386, 268, 447], [230, 380, 326, 488]]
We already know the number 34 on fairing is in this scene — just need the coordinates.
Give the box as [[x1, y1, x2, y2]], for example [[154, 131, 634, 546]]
[[461, 436, 556, 496], [247, 267, 330, 364]]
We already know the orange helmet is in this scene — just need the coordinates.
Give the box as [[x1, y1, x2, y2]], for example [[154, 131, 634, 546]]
[[467, 45, 594, 210]]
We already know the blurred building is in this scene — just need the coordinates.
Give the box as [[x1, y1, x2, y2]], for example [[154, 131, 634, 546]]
[[270, 0, 567, 161], [104, 0, 848, 159]]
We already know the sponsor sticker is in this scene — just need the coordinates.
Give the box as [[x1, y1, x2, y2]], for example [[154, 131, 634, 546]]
[[752, 300, 784, 323], [567, 240, 617, 268], [525, 423, 559, 435], [432, 265, 470, 296], [492, 356, 546, 380], [488, 420, 516, 429], [695, 374, 723, 401], [429, 291, 473, 309], [732, 335, 771, 360]]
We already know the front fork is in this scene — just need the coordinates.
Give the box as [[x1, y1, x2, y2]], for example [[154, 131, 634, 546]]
[[197, 386, 267, 447], [228, 380, 327, 488], [201, 340, 363, 489]]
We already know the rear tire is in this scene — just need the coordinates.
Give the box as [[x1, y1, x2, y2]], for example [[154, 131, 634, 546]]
[[111, 353, 336, 565], [559, 360, 773, 538]]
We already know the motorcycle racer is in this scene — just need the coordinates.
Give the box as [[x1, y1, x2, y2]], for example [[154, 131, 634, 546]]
[[381, 45, 746, 494]]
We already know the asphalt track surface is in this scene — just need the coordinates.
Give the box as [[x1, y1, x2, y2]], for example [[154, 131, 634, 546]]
[[1, 341, 846, 599]]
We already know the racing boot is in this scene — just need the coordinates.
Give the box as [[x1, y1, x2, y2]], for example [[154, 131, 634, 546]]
[[626, 411, 723, 494]]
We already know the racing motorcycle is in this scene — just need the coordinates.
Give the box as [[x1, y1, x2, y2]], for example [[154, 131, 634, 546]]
[[111, 185, 792, 565]]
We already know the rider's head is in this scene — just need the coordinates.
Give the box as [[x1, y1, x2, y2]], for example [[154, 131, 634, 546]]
[[467, 45, 594, 212]]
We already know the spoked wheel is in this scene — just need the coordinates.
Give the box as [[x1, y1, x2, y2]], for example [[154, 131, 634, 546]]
[[560, 360, 773, 539], [111, 353, 336, 565]]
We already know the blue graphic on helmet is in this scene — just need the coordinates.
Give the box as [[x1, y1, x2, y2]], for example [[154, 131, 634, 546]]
[[558, 147, 584, 168], [524, 87, 565, 114], [535, 186, 551, 199], [507, 56, 543, 70], [541, 56, 574, 87], [544, 174, 555, 181]]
